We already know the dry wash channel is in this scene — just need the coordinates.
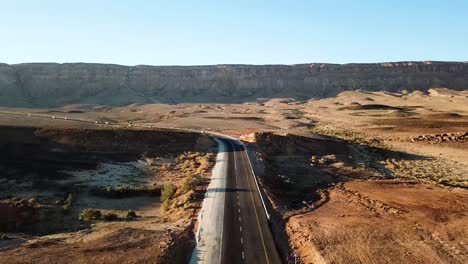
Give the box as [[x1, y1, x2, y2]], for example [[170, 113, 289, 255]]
[[0, 126, 217, 263]]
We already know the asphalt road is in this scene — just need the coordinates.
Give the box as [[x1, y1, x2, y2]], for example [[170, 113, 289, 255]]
[[220, 139, 281, 264]]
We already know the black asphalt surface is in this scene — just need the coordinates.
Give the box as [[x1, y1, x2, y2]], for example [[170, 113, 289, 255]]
[[220, 139, 281, 264]]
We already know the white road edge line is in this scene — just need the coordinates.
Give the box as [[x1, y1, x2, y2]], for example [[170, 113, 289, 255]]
[[241, 143, 271, 220], [189, 138, 227, 264]]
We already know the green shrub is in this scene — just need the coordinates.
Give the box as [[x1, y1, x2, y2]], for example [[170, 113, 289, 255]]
[[181, 175, 197, 193], [62, 193, 75, 214], [160, 183, 176, 204], [125, 210, 137, 219], [103, 213, 119, 221], [79, 209, 102, 221]]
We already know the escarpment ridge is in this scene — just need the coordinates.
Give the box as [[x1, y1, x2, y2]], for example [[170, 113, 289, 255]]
[[0, 61, 467, 107]]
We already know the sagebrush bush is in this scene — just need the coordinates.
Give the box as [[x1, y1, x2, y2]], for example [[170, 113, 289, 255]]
[[181, 175, 197, 193], [126, 210, 137, 219], [160, 183, 176, 204], [62, 193, 75, 214], [79, 209, 102, 221]]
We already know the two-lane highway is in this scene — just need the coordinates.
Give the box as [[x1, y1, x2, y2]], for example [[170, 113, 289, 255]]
[[220, 139, 281, 264]]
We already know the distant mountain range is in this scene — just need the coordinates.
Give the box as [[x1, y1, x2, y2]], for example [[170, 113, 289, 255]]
[[0, 61, 467, 107]]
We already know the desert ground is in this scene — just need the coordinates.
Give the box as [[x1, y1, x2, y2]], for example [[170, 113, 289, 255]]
[[0, 87, 467, 263], [0, 127, 217, 263]]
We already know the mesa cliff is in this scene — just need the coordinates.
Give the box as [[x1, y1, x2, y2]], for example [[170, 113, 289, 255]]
[[0, 61, 467, 107]]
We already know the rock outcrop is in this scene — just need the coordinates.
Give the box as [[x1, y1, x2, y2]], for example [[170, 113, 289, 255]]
[[409, 132, 468, 143], [0, 61, 467, 107]]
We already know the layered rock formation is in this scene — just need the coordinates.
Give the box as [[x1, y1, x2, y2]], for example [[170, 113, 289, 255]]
[[0, 61, 467, 107]]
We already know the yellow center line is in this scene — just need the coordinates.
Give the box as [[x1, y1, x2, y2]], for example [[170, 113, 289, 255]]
[[239, 148, 270, 264]]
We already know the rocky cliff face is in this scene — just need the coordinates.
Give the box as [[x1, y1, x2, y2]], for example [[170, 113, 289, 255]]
[[0, 61, 467, 107]]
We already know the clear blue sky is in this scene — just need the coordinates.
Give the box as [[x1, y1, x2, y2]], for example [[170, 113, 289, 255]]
[[1, 0, 467, 65]]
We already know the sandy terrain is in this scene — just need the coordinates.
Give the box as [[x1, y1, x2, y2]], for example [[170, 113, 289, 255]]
[[287, 181, 467, 264], [0, 201, 192, 264]]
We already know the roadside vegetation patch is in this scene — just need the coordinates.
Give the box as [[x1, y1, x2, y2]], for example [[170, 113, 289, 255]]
[[125, 210, 137, 219], [160, 183, 176, 208], [62, 193, 75, 214], [79, 209, 102, 221]]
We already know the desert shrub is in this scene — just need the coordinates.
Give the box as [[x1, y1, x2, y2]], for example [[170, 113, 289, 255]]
[[62, 193, 75, 214], [28, 197, 38, 205], [103, 212, 119, 221], [181, 175, 197, 193], [18, 199, 28, 206], [196, 155, 211, 174], [160, 183, 176, 204], [62, 204, 71, 214], [125, 210, 137, 219], [90, 185, 163, 198], [182, 160, 192, 170], [79, 209, 102, 221]]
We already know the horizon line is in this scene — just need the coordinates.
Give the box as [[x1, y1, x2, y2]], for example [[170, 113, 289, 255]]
[[2, 60, 468, 68]]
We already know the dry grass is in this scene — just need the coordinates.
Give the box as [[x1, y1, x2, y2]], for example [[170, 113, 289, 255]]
[[90, 185, 163, 198], [144, 151, 215, 213], [383, 158, 467, 187]]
